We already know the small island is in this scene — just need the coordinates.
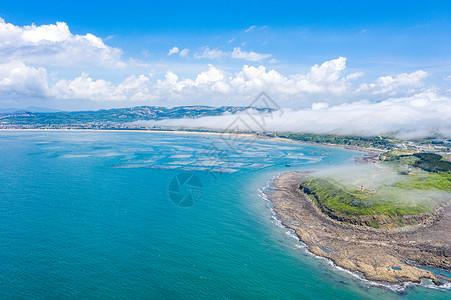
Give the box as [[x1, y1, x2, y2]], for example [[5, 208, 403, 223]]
[[267, 150, 451, 286]]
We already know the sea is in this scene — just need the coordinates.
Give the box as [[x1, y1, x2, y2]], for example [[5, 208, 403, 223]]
[[0, 130, 449, 299]]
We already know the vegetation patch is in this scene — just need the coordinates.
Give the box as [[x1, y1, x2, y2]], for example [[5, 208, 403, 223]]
[[276, 132, 396, 149], [395, 172, 451, 191], [302, 151, 450, 228], [412, 153, 451, 173], [301, 178, 433, 219]]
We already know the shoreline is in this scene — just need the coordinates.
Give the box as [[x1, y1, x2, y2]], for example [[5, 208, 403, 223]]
[[266, 171, 451, 287], [0, 128, 385, 157]]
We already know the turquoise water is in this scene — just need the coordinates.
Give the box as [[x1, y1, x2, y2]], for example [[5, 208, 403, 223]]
[[0, 131, 449, 299]]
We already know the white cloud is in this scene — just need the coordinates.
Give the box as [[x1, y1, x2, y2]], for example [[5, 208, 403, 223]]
[[179, 48, 189, 57], [194, 47, 226, 59], [244, 25, 267, 32], [345, 72, 364, 80], [244, 25, 257, 33], [230, 47, 271, 61], [311, 102, 329, 110], [357, 70, 429, 95], [194, 65, 225, 85], [194, 46, 272, 61], [52, 73, 152, 101], [0, 18, 125, 67], [0, 62, 48, 96], [168, 46, 179, 55], [0, 18, 124, 67], [306, 57, 347, 82], [30, 57, 433, 106]]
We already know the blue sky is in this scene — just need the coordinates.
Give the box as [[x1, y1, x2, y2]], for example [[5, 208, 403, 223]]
[[0, 0, 450, 113], [2, 1, 449, 32], [3, 0, 449, 70]]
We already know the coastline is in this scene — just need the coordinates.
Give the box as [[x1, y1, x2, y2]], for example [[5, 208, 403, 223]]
[[0, 128, 385, 157], [266, 171, 451, 287], [0, 128, 253, 137]]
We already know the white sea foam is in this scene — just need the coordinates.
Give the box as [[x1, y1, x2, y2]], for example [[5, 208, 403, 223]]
[[285, 230, 300, 241]]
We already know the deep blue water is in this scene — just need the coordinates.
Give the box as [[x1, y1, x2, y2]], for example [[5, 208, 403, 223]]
[[0, 131, 449, 299]]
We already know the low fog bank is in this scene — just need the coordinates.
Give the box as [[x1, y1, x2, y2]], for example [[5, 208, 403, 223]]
[[133, 92, 451, 138], [310, 164, 450, 206], [312, 164, 401, 189]]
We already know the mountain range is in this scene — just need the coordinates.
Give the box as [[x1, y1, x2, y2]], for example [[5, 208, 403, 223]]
[[0, 105, 272, 126]]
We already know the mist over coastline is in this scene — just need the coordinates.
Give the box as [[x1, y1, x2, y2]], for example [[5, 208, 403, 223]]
[[133, 92, 451, 138]]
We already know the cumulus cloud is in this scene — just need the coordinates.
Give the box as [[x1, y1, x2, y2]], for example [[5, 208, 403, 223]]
[[137, 91, 451, 138], [1, 56, 440, 110], [0, 18, 124, 67], [168, 46, 189, 57], [168, 46, 179, 55], [0, 62, 48, 96], [357, 70, 429, 96], [51, 73, 152, 101]]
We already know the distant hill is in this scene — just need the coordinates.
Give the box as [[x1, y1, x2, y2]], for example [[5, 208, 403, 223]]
[[0, 105, 273, 126], [0, 106, 60, 114]]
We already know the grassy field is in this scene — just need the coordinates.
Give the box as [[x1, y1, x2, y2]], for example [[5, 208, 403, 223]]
[[301, 178, 434, 217], [301, 152, 450, 225], [395, 172, 451, 191], [383, 150, 451, 191]]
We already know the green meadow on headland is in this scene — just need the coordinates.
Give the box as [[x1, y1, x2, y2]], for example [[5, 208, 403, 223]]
[[386, 152, 451, 190], [300, 151, 451, 228]]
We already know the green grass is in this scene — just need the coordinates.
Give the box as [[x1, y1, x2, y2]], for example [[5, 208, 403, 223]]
[[383, 151, 451, 173], [412, 153, 451, 172], [395, 172, 451, 191], [276, 132, 396, 149], [302, 178, 435, 217], [301, 152, 451, 227]]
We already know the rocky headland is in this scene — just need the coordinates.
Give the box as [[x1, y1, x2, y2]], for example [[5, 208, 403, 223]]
[[267, 171, 451, 286]]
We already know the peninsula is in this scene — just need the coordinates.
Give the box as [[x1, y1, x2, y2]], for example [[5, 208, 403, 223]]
[[267, 150, 451, 286]]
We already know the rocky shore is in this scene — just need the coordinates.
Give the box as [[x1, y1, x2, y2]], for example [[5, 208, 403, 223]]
[[267, 171, 451, 286]]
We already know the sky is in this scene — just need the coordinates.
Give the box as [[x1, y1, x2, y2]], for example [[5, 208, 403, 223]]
[[0, 1, 450, 136]]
